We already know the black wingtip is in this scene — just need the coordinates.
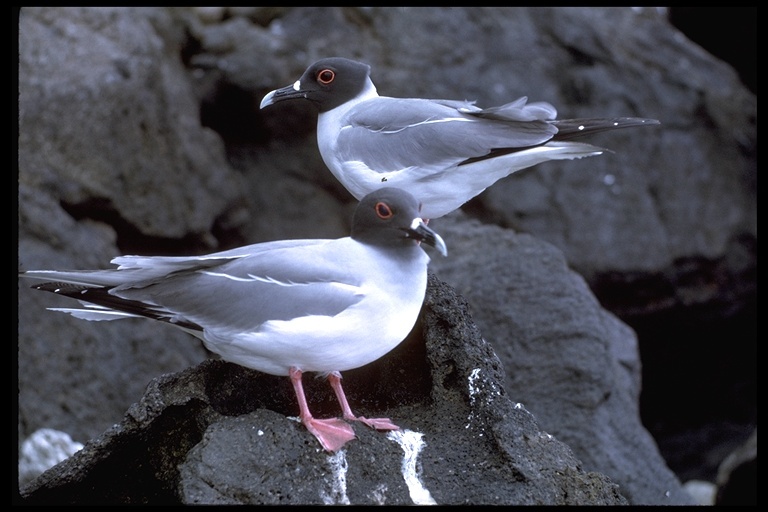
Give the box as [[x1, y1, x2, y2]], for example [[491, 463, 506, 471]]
[[30, 282, 90, 295], [29, 281, 205, 333], [552, 117, 661, 141]]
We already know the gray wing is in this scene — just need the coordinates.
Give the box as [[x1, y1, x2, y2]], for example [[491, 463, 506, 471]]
[[338, 96, 559, 173], [21, 239, 319, 289], [114, 241, 364, 333]]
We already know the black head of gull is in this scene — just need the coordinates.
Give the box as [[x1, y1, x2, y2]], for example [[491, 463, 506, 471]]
[[20, 187, 446, 452], [352, 185, 446, 256], [261, 57, 661, 220], [260, 57, 374, 113]]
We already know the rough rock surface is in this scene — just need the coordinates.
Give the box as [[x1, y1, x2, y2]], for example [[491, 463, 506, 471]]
[[428, 212, 685, 504]]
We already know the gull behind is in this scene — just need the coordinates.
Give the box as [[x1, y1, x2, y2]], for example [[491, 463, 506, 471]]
[[260, 57, 660, 219]]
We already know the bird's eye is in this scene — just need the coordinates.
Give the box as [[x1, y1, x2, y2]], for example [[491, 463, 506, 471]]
[[375, 202, 393, 219], [317, 69, 335, 84]]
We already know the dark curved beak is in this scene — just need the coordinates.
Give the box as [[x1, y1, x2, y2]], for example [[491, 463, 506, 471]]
[[260, 82, 306, 109], [404, 218, 447, 257]]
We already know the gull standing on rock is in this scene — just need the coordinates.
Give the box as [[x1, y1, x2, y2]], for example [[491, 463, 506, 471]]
[[20, 187, 447, 452]]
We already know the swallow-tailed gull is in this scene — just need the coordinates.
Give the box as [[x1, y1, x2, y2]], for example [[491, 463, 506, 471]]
[[20, 187, 447, 452], [260, 57, 660, 219]]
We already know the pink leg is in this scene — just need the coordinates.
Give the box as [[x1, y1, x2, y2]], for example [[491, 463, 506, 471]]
[[328, 371, 400, 431], [289, 367, 355, 452]]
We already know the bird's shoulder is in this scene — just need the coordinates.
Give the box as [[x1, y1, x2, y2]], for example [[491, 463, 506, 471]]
[[345, 96, 470, 129], [214, 239, 352, 284]]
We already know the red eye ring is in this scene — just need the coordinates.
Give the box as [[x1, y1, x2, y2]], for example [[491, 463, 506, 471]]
[[375, 201, 393, 219], [317, 69, 335, 85]]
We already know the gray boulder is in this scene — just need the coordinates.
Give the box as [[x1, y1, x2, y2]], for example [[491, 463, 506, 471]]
[[429, 212, 688, 504]]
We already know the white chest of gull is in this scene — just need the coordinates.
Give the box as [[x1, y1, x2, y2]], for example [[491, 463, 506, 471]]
[[20, 187, 447, 452]]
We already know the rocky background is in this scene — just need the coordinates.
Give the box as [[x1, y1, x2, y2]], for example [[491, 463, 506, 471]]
[[16, 7, 755, 505]]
